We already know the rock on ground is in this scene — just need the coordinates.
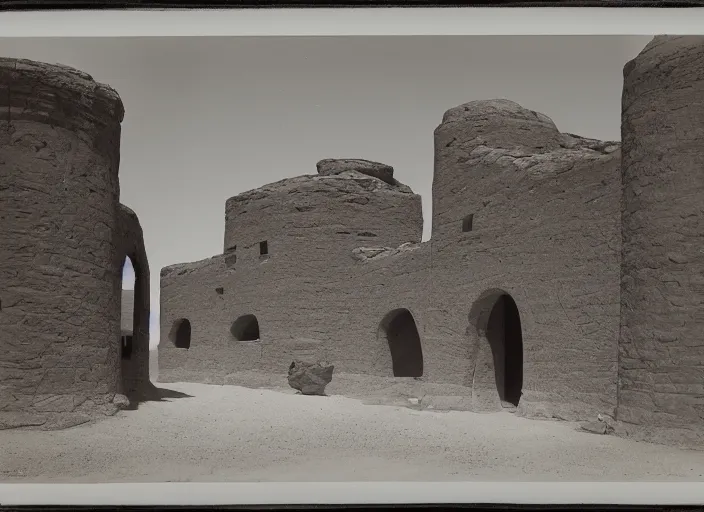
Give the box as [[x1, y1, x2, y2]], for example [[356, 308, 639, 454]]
[[287, 361, 335, 396]]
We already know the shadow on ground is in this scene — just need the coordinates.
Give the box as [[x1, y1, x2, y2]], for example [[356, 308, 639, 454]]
[[125, 384, 193, 411]]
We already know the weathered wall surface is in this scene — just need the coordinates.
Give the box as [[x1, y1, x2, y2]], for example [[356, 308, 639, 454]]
[[159, 103, 622, 425], [428, 100, 622, 421], [159, 164, 426, 383], [222, 163, 422, 275], [117, 204, 154, 400], [318, 241, 431, 378], [159, 104, 622, 423], [159, 244, 432, 384], [618, 36, 704, 443], [0, 58, 140, 429]]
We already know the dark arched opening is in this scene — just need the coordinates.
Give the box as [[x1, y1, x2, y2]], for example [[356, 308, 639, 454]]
[[120, 257, 135, 362], [378, 308, 423, 377], [230, 314, 260, 341], [485, 294, 523, 407], [170, 318, 192, 349]]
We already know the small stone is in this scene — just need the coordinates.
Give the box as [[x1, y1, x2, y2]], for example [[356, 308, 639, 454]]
[[287, 360, 334, 396], [580, 420, 607, 435], [112, 393, 130, 409]]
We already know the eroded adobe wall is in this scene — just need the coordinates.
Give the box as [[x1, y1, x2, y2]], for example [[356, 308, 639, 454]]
[[618, 36, 704, 442], [0, 58, 126, 429], [158, 255, 260, 384], [222, 162, 422, 275], [116, 204, 155, 400], [159, 244, 432, 383], [159, 162, 425, 383], [319, 241, 431, 378], [429, 100, 622, 421]]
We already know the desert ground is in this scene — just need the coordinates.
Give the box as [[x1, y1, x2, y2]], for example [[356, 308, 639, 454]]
[[2, 371, 704, 483]]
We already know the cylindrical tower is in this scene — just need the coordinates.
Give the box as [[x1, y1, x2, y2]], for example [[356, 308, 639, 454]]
[[0, 58, 126, 427], [619, 36, 704, 435], [222, 159, 422, 277]]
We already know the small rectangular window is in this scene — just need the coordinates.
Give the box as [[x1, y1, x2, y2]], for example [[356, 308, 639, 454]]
[[260, 241, 269, 256], [462, 214, 474, 232]]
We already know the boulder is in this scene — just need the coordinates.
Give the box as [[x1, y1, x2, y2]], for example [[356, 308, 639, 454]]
[[316, 158, 395, 185], [287, 360, 334, 396]]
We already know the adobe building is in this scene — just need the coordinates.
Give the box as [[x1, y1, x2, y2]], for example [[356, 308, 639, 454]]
[[158, 35, 704, 447], [0, 58, 154, 429]]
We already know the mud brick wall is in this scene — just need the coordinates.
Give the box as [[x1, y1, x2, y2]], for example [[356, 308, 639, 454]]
[[158, 37, 704, 435], [618, 36, 704, 437], [159, 103, 623, 424], [159, 167, 424, 383], [0, 58, 148, 429], [428, 100, 622, 421], [117, 204, 153, 399]]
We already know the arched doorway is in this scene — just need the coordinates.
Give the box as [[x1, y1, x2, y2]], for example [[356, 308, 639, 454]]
[[378, 308, 423, 377], [170, 318, 192, 349], [120, 257, 135, 362], [230, 314, 260, 341], [471, 291, 523, 407]]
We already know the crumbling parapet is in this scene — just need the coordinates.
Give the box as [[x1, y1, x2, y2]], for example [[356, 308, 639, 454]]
[[222, 162, 422, 273]]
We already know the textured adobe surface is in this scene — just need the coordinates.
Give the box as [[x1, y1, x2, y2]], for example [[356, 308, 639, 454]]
[[117, 204, 155, 400], [618, 36, 704, 442], [159, 101, 622, 423], [428, 99, 622, 420], [159, 37, 704, 444], [160, 166, 425, 381], [0, 58, 152, 429]]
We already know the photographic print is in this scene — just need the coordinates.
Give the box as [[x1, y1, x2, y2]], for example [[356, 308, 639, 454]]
[[1, 34, 703, 485]]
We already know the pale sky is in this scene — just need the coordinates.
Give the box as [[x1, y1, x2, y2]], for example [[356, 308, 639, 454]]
[[0, 36, 653, 349]]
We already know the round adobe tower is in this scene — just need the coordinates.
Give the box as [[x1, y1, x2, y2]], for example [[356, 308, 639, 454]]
[[619, 36, 704, 438], [0, 58, 128, 428], [222, 158, 423, 276]]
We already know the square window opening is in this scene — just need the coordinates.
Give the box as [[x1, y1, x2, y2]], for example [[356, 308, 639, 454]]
[[462, 214, 474, 232]]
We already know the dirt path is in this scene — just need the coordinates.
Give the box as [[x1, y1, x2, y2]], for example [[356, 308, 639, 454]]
[[2, 382, 703, 482]]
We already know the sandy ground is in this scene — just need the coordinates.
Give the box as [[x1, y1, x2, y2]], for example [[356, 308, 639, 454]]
[[2, 381, 704, 483]]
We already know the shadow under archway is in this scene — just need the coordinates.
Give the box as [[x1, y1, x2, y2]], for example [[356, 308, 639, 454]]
[[169, 318, 192, 349], [123, 386, 195, 411], [230, 314, 260, 341], [469, 290, 524, 407], [378, 308, 423, 378]]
